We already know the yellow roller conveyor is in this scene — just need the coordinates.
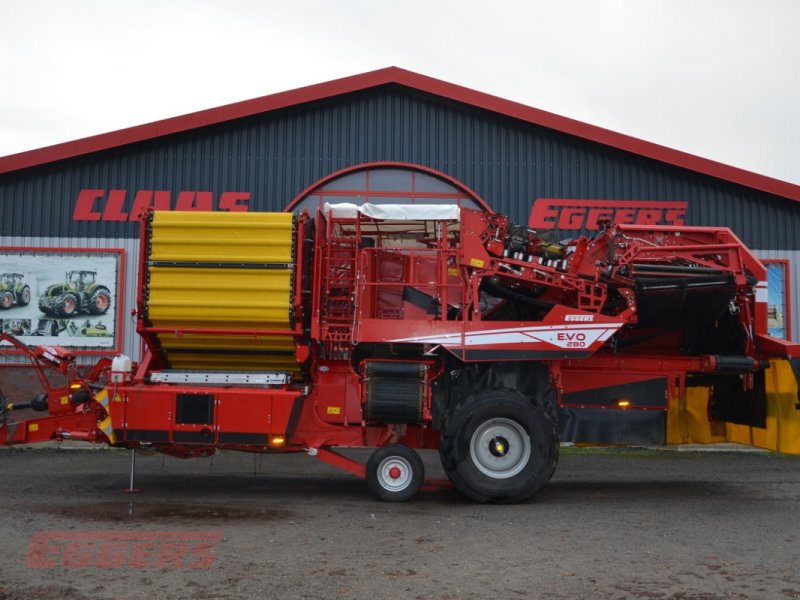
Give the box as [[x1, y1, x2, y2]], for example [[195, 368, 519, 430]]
[[144, 211, 299, 374]]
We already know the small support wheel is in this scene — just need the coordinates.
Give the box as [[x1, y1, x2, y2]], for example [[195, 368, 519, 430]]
[[366, 444, 424, 502]]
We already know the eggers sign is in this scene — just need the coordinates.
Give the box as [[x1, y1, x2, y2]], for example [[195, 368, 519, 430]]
[[529, 199, 688, 230]]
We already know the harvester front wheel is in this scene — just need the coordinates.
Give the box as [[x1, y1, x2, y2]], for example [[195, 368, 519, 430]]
[[366, 444, 424, 502], [439, 390, 558, 503]]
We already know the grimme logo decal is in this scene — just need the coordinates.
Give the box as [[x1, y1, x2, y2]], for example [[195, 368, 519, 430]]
[[73, 189, 251, 221], [529, 199, 688, 230]]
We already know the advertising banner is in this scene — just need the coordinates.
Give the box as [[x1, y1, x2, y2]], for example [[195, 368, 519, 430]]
[[0, 248, 122, 352]]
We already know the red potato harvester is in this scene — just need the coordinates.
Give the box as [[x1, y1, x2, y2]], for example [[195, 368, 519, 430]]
[[2, 203, 798, 502]]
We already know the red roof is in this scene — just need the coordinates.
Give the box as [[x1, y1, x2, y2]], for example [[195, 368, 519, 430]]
[[1, 66, 799, 202]]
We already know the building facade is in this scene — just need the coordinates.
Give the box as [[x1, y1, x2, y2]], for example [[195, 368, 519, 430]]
[[1, 67, 798, 363]]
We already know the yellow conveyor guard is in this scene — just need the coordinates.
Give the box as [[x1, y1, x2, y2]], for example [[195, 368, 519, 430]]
[[144, 211, 299, 373], [666, 359, 800, 454]]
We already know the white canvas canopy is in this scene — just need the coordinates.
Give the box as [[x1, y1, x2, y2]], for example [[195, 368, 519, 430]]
[[323, 202, 460, 221]]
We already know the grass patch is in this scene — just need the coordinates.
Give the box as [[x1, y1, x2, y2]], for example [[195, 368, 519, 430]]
[[560, 446, 666, 458]]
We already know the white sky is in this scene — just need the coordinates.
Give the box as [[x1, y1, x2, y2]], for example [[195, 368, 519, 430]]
[[1, 0, 798, 185]]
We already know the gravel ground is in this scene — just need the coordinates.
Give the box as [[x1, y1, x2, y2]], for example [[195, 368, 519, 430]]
[[0, 446, 799, 600]]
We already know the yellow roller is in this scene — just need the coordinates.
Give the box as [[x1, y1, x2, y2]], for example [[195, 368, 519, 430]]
[[147, 267, 292, 326], [155, 334, 296, 353], [144, 211, 299, 372], [149, 211, 294, 263]]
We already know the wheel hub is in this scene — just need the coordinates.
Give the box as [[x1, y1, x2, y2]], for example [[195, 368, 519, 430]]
[[377, 457, 412, 491], [469, 418, 531, 480], [489, 436, 510, 457]]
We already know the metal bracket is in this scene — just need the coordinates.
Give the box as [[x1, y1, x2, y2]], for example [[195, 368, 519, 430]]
[[148, 371, 291, 387]]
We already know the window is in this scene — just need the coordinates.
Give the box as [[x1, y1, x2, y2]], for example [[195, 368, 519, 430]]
[[288, 163, 488, 214], [762, 259, 792, 340]]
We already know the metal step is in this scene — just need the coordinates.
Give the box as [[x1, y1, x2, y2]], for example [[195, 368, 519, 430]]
[[148, 370, 292, 387]]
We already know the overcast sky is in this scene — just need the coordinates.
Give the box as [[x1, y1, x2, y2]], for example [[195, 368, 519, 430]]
[[1, 0, 797, 184]]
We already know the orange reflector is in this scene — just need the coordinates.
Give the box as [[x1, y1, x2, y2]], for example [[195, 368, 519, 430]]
[[270, 436, 286, 447], [70, 383, 83, 390], [618, 400, 630, 408]]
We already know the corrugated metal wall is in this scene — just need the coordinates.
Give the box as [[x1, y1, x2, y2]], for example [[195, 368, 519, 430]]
[[0, 86, 798, 248]]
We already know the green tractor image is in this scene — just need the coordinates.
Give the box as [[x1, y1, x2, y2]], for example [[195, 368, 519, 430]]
[[38, 270, 112, 318], [0, 273, 32, 309]]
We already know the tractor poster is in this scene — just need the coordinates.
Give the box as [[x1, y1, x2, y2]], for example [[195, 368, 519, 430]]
[[0, 250, 120, 350]]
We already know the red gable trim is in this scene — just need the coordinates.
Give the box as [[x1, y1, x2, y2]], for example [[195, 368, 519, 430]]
[[1, 66, 799, 203]]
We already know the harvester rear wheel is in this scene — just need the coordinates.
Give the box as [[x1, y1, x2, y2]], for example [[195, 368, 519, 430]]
[[439, 390, 558, 503], [366, 444, 424, 502]]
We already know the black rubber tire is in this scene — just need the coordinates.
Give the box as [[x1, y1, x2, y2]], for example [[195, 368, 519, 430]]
[[0, 292, 13, 309], [438, 389, 559, 503], [366, 444, 425, 502], [88, 287, 111, 315], [55, 293, 79, 317], [18, 285, 31, 306]]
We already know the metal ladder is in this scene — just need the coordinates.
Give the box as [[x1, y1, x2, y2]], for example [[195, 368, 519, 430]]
[[321, 219, 359, 343]]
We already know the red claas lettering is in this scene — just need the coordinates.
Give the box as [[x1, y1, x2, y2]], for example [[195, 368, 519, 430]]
[[72, 189, 251, 221]]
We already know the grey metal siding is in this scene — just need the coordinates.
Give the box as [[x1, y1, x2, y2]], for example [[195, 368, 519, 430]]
[[0, 86, 798, 249]]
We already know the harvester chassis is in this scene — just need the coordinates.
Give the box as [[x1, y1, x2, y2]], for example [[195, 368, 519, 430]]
[[2, 204, 799, 503]]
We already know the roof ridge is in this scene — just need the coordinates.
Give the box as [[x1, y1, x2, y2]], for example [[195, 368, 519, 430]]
[[1, 66, 798, 203]]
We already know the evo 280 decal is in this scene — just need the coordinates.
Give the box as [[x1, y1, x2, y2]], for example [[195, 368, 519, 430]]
[[389, 322, 623, 350]]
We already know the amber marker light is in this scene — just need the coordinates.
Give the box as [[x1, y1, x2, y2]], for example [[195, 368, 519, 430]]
[[617, 400, 631, 408], [69, 383, 83, 390], [270, 436, 286, 447]]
